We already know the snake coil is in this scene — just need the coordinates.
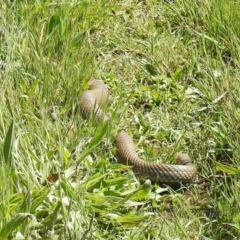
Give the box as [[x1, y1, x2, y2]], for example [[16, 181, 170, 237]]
[[79, 80, 197, 183]]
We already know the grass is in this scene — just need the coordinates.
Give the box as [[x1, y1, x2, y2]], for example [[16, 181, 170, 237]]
[[0, 0, 240, 239]]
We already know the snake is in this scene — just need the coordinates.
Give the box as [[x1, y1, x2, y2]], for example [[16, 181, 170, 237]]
[[79, 79, 197, 183]]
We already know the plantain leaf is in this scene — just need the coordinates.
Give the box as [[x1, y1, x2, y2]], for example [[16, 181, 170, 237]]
[[213, 161, 240, 175], [0, 213, 32, 239]]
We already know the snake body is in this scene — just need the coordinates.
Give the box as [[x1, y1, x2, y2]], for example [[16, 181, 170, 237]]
[[79, 80, 197, 183], [79, 79, 109, 122], [115, 131, 197, 182]]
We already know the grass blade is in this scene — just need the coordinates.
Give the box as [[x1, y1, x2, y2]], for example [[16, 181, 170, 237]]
[[3, 120, 14, 169], [213, 161, 240, 175], [0, 213, 32, 240]]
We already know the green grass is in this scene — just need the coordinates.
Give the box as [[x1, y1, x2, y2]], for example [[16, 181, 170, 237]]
[[1, 0, 240, 239]]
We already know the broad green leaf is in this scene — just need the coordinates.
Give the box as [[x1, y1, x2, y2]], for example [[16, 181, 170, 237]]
[[210, 126, 228, 140], [108, 194, 133, 211], [172, 68, 184, 80], [104, 213, 149, 227], [91, 206, 107, 215], [104, 177, 128, 184], [137, 113, 149, 129], [103, 190, 121, 197], [20, 188, 32, 213], [151, 89, 159, 102], [59, 179, 74, 199], [27, 79, 39, 95], [9, 193, 24, 212], [5, 96, 13, 117], [108, 164, 132, 171], [76, 122, 108, 165], [85, 193, 122, 203], [3, 120, 14, 169], [0, 213, 32, 240], [88, 122, 109, 148], [29, 29, 41, 59], [71, 33, 85, 50], [116, 214, 149, 223], [213, 161, 240, 175], [193, 30, 221, 45], [30, 189, 50, 213], [63, 147, 71, 166], [82, 173, 107, 190], [145, 64, 158, 76], [47, 13, 60, 35], [42, 202, 61, 230], [139, 85, 151, 92], [130, 181, 151, 201]]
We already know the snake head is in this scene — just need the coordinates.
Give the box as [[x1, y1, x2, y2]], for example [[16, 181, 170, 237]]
[[176, 153, 192, 165]]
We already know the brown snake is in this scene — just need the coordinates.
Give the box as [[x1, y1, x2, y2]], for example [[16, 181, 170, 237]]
[[79, 80, 197, 183]]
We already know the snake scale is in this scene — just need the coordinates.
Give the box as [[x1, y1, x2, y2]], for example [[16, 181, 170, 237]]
[[79, 79, 197, 183]]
